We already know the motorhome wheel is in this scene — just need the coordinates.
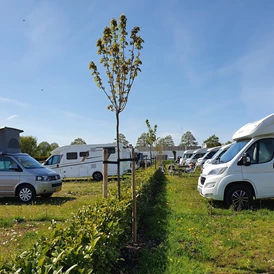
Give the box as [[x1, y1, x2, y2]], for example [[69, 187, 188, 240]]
[[93, 171, 103, 181], [225, 184, 253, 210], [17, 184, 36, 203]]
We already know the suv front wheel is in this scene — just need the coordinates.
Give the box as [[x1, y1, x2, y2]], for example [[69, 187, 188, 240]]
[[17, 184, 36, 203]]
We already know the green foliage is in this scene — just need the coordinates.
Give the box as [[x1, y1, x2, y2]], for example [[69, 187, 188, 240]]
[[0, 168, 161, 274], [70, 138, 86, 145], [115, 133, 129, 147], [203, 134, 222, 148], [180, 131, 198, 147], [89, 14, 144, 114], [157, 135, 175, 147], [20, 136, 38, 157], [136, 133, 148, 147]]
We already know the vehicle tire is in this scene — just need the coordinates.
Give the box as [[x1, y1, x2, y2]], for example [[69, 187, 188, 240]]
[[225, 184, 253, 210], [17, 184, 36, 203], [93, 171, 103, 181]]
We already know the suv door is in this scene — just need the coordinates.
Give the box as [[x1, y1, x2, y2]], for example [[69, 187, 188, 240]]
[[0, 156, 20, 196]]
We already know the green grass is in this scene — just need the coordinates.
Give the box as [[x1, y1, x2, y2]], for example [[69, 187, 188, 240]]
[[131, 171, 274, 274], [2, 169, 274, 273]]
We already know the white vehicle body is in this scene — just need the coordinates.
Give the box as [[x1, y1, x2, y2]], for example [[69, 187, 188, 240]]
[[196, 146, 221, 169], [185, 148, 208, 166], [198, 113, 274, 208], [202, 143, 232, 170], [179, 150, 195, 166], [44, 143, 131, 181]]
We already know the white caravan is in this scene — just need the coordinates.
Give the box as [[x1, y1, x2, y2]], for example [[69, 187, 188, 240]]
[[198, 113, 274, 209], [43, 143, 131, 181]]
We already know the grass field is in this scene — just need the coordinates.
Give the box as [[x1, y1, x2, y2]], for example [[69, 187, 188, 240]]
[[2, 169, 274, 273], [131, 170, 274, 274]]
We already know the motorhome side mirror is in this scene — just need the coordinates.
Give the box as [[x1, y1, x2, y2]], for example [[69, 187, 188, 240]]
[[238, 153, 251, 166]]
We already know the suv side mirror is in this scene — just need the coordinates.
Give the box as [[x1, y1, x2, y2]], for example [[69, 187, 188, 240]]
[[9, 164, 21, 172]]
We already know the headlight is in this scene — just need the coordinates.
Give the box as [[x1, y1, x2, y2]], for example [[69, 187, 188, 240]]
[[36, 176, 49, 181], [208, 167, 227, 175]]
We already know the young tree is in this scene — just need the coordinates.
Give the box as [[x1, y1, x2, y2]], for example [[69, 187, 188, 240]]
[[71, 138, 86, 145], [203, 134, 222, 148], [158, 135, 175, 147], [114, 133, 129, 147], [20, 136, 38, 157], [136, 133, 148, 147], [145, 119, 157, 162], [180, 131, 198, 147], [89, 14, 144, 199]]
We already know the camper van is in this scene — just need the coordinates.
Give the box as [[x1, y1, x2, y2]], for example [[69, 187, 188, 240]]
[[196, 146, 221, 170], [0, 127, 62, 203], [43, 143, 131, 181], [185, 148, 208, 166], [179, 150, 194, 166], [198, 113, 274, 209], [202, 143, 232, 170]]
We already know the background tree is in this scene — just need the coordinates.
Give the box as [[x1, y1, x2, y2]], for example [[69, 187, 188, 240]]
[[71, 138, 86, 145], [20, 136, 37, 157], [36, 141, 51, 157], [180, 131, 198, 147], [158, 135, 175, 147], [136, 133, 148, 147], [145, 119, 157, 162], [114, 133, 129, 147], [50, 142, 59, 151], [89, 14, 144, 199], [203, 134, 222, 148]]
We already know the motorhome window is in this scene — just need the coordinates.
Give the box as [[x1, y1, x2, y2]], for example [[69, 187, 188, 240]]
[[47, 155, 60, 165], [246, 138, 273, 164], [220, 140, 249, 163], [67, 152, 77, 160], [80, 151, 89, 157]]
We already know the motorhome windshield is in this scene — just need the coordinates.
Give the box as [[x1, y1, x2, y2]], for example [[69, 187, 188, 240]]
[[219, 140, 249, 163], [183, 153, 193, 159], [14, 154, 43, 169]]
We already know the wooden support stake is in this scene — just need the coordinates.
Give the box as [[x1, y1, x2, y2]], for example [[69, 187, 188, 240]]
[[103, 149, 108, 198], [131, 147, 137, 243]]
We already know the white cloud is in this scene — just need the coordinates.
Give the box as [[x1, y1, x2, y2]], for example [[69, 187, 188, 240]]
[[0, 97, 28, 107], [7, 115, 18, 120]]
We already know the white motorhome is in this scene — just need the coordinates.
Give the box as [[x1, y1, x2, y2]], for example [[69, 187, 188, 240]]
[[198, 113, 274, 209], [202, 143, 232, 170], [196, 146, 221, 170], [185, 148, 208, 166], [43, 143, 131, 181], [179, 150, 194, 166]]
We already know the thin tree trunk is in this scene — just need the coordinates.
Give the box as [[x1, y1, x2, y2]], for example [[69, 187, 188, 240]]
[[116, 111, 121, 200]]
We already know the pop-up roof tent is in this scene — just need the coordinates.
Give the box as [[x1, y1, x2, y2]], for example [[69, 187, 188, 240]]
[[0, 126, 23, 153]]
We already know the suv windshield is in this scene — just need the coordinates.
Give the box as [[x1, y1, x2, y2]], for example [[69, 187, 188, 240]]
[[219, 140, 249, 163], [14, 154, 43, 169]]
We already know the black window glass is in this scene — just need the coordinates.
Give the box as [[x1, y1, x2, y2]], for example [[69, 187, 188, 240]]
[[80, 151, 89, 157], [67, 152, 77, 160]]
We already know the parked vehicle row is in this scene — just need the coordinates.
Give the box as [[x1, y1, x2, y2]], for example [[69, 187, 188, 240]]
[[198, 113, 274, 210]]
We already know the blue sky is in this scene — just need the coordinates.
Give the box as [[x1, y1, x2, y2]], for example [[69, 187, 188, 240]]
[[1, 0, 274, 147]]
